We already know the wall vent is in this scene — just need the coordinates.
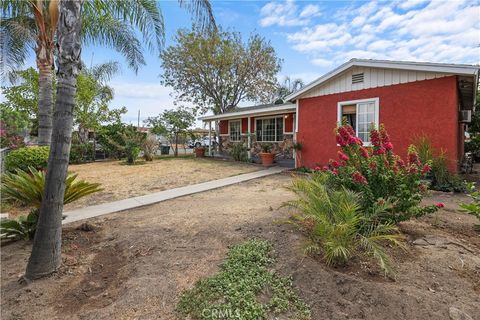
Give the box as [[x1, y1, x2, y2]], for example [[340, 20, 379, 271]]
[[352, 73, 364, 84]]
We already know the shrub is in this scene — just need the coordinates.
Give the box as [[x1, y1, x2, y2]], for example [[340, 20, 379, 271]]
[[177, 239, 310, 319], [415, 136, 466, 192], [287, 173, 403, 275], [459, 182, 480, 231], [105, 127, 146, 164], [142, 135, 159, 161], [4, 146, 49, 172], [261, 143, 272, 153], [230, 142, 248, 162], [0, 167, 103, 241], [70, 142, 94, 164], [321, 124, 438, 223]]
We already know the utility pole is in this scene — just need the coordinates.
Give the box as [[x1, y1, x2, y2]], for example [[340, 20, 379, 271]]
[[137, 110, 140, 128]]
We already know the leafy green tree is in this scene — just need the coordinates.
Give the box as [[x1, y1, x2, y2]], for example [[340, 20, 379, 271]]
[[161, 28, 282, 115], [75, 61, 126, 143], [145, 107, 195, 156], [1, 0, 214, 146]]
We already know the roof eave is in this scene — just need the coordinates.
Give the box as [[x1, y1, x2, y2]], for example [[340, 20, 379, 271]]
[[198, 104, 296, 121]]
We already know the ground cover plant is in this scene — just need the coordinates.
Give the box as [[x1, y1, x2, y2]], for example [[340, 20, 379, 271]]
[[459, 182, 480, 231], [0, 167, 102, 241], [177, 239, 310, 320]]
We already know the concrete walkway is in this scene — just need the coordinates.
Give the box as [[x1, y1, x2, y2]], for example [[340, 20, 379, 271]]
[[63, 166, 286, 225]]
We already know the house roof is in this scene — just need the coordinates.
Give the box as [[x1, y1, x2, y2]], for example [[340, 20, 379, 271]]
[[285, 59, 480, 102], [198, 102, 296, 121]]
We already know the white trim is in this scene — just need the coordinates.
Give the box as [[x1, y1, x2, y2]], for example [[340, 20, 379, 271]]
[[255, 116, 284, 143], [228, 119, 242, 142], [286, 59, 480, 101], [337, 97, 380, 146], [198, 103, 296, 121], [295, 100, 299, 133]]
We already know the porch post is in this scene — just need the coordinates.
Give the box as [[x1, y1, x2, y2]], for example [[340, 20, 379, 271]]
[[247, 116, 252, 159], [208, 120, 213, 156]]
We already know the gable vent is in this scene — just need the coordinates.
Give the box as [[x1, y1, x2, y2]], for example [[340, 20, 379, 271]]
[[352, 73, 364, 84]]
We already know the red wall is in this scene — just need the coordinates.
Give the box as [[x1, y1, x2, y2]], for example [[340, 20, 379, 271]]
[[297, 76, 460, 170], [219, 120, 228, 135], [285, 113, 294, 133], [241, 118, 248, 133]]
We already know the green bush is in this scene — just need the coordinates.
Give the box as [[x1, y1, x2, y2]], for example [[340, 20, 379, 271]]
[[322, 125, 438, 223], [4, 146, 49, 172], [415, 136, 466, 193], [287, 173, 403, 275], [1, 167, 103, 241], [70, 142, 94, 164], [177, 239, 310, 319], [459, 182, 480, 231], [230, 143, 248, 162]]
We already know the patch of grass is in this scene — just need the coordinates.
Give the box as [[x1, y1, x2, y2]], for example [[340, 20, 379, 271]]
[[154, 154, 195, 160], [177, 239, 310, 320], [119, 160, 147, 166]]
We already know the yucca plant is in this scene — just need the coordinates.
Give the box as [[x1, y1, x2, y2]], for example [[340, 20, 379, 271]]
[[287, 173, 403, 275], [1, 167, 102, 241]]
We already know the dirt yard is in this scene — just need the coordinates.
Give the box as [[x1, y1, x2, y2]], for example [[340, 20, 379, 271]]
[[1, 174, 479, 320], [4, 157, 260, 216]]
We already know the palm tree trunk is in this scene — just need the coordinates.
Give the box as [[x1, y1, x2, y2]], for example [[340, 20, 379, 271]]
[[37, 61, 54, 146], [25, 0, 82, 280]]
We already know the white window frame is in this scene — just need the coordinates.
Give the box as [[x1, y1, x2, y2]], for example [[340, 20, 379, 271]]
[[255, 116, 284, 143], [228, 120, 242, 142], [337, 97, 379, 146]]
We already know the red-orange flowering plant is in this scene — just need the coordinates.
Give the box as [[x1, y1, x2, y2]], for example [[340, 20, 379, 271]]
[[321, 124, 438, 223]]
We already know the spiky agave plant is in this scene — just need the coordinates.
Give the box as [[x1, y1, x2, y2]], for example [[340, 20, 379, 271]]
[[1, 167, 103, 240], [286, 172, 403, 275]]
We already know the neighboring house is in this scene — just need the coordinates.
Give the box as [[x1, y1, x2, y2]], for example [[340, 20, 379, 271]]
[[200, 59, 479, 171]]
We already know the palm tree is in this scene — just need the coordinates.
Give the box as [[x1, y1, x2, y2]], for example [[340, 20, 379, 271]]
[[1, 0, 215, 146], [20, 0, 215, 280], [272, 76, 304, 103]]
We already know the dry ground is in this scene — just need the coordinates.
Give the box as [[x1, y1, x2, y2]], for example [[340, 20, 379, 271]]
[[1, 174, 480, 320], [4, 157, 261, 216]]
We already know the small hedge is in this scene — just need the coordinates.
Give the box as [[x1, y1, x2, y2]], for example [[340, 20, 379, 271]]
[[4, 146, 49, 172]]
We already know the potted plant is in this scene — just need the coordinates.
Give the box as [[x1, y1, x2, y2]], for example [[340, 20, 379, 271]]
[[194, 146, 205, 157], [259, 143, 274, 167]]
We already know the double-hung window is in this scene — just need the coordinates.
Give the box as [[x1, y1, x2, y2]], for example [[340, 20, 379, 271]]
[[337, 98, 379, 145], [256, 117, 283, 142], [229, 120, 241, 142]]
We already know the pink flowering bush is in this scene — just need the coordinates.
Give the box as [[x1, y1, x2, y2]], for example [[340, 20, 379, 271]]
[[321, 124, 439, 223]]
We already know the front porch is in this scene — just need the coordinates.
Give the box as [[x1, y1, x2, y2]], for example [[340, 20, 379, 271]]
[[199, 102, 297, 167]]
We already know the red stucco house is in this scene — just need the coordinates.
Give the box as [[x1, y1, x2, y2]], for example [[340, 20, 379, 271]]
[[200, 59, 479, 170]]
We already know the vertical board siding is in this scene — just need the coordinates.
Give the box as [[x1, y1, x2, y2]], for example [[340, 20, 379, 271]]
[[302, 67, 451, 98]]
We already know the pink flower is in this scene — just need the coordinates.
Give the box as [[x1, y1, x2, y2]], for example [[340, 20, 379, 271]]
[[435, 202, 445, 208], [314, 166, 322, 171], [373, 146, 386, 155], [352, 171, 367, 184], [338, 151, 349, 161], [332, 169, 338, 175], [330, 160, 340, 168], [383, 142, 393, 151], [422, 164, 431, 174], [408, 150, 419, 166], [359, 147, 369, 158], [322, 165, 329, 171], [396, 158, 405, 168], [370, 129, 381, 147], [408, 166, 417, 174], [369, 161, 377, 170], [347, 135, 358, 145]]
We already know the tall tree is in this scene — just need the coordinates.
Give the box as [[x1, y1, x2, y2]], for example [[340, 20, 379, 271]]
[[25, 0, 82, 279], [161, 28, 282, 115], [75, 61, 126, 143], [145, 107, 195, 157], [273, 76, 304, 102], [20, 1, 215, 280], [1, 0, 214, 146]]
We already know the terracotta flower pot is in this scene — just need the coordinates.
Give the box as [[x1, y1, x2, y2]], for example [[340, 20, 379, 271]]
[[259, 152, 274, 167], [194, 147, 205, 157]]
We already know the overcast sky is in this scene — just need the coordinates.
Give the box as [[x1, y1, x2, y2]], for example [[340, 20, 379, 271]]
[[4, 0, 480, 127]]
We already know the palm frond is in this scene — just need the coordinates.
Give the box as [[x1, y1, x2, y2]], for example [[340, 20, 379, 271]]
[[178, 0, 216, 31], [0, 16, 36, 80], [1, 167, 103, 208], [81, 13, 146, 73]]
